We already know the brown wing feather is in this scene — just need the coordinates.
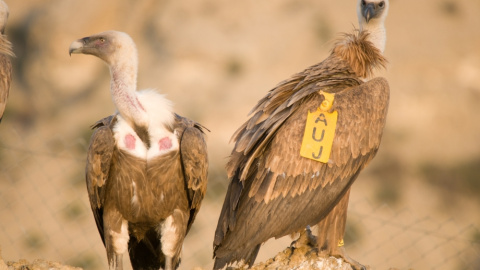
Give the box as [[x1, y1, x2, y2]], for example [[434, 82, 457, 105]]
[[176, 115, 208, 233], [227, 55, 362, 181], [85, 115, 116, 244], [259, 77, 389, 201]]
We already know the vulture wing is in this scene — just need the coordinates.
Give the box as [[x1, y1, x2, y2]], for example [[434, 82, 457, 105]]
[[85, 115, 116, 245], [214, 58, 389, 266], [177, 115, 209, 233]]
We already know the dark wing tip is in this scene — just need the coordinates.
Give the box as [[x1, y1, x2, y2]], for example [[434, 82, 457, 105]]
[[90, 115, 115, 130], [174, 113, 210, 133], [195, 122, 210, 133]]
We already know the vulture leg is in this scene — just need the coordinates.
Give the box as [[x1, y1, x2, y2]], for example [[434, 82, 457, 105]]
[[106, 243, 125, 270], [115, 255, 123, 270], [165, 257, 173, 270], [159, 209, 188, 270], [104, 213, 129, 270], [317, 189, 366, 270]]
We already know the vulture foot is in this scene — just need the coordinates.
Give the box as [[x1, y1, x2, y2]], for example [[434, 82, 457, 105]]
[[292, 226, 317, 248]]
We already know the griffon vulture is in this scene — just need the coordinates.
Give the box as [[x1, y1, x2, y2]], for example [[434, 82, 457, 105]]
[[213, 0, 389, 269], [0, 0, 13, 123], [69, 31, 208, 270]]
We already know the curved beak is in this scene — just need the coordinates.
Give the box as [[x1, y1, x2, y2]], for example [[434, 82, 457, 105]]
[[69, 37, 89, 56], [363, 3, 375, 23]]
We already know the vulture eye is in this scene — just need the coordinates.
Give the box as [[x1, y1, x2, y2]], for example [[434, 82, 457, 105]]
[[378, 1, 385, 8], [99, 38, 105, 43]]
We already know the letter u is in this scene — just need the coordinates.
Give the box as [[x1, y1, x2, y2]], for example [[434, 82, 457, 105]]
[[312, 127, 325, 142]]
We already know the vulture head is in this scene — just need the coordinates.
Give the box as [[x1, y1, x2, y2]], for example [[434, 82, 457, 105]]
[[357, 0, 389, 25], [0, 1, 9, 35], [69, 30, 138, 68], [69, 31, 148, 130], [356, 0, 389, 54]]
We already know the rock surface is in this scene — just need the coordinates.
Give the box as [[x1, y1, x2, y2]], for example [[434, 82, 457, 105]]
[[0, 248, 79, 270], [231, 229, 360, 270]]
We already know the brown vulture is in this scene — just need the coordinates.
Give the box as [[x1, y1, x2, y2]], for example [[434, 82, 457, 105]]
[[69, 31, 208, 270], [0, 0, 13, 123], [213, 0, 389, 269]]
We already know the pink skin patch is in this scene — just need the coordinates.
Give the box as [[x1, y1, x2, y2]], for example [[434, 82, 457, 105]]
[[124, 134, 136, 150], [159, 137, 172, 151]]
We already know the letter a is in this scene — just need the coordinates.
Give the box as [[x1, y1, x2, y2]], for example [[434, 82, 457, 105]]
[[315, 113, 327, 126]]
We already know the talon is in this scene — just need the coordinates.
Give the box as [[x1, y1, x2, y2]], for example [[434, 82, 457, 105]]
[[292, 227, 317, 248]]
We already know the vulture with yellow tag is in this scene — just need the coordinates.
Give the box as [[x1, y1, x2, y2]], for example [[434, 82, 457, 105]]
[[0, 0, 13, 123], [213, 0, 389, 269]]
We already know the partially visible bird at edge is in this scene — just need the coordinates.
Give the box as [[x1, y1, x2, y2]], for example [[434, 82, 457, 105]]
[[0, 0, 14, 124]]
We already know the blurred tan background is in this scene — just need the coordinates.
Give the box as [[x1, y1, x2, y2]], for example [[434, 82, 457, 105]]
[[0, 0, 479, 269]]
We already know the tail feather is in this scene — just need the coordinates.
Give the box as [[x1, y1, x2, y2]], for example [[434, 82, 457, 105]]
[[213, 244, 260, 270], [128, 231, 164, 270]]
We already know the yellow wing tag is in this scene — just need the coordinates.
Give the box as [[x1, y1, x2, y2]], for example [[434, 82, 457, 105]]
[[300, 91, 337, 163]]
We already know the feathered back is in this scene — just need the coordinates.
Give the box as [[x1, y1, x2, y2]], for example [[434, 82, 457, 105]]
[[332, 30, 386, 78]]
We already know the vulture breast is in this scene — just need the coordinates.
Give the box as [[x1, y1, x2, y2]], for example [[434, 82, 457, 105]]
[[113, 116, 178, 159], [112, 90, 179, 160]]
